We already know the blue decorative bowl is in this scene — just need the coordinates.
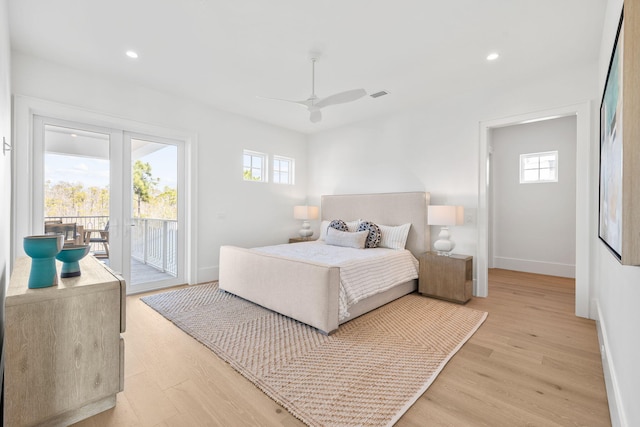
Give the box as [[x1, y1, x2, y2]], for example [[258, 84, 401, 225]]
[[56, 245, 91, 278], [23, 234, 64, 288]]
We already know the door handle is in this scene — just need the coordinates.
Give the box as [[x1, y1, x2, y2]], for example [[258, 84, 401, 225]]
[[3, 136, 11, 156]]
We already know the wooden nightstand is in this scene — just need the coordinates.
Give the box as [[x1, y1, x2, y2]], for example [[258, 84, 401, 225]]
[[418, 251, 473, 304], [289, 237, 316, 243]]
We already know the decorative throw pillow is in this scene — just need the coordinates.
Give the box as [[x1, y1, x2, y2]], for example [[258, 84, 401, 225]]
[[328, 219, 349, 232], [378, 223, 412, 250], [357, 221, 381, 248], [325, 227, 368, 249]]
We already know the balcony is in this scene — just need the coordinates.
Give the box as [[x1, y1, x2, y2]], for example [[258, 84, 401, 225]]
[[131, 218, 178, 277], [45, 215, 177, 285]]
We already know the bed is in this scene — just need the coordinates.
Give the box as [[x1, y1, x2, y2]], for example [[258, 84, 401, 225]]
[[219, 192, 430, 334]]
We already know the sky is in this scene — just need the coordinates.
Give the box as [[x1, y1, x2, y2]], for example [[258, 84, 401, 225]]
[[45, 145, 178, 190], [45, 153, 109, 188], [139, 145, 178, 190]]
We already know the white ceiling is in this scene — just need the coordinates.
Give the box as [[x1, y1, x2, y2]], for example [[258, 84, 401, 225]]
[[8, 0, 607, 134]]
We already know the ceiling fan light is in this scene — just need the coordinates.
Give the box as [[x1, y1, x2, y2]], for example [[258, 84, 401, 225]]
[[309, 109, 322, 123]]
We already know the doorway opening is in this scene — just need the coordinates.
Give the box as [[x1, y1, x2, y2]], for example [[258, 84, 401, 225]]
[[478, 102, 591, 318], [489, 116, 577, 279]]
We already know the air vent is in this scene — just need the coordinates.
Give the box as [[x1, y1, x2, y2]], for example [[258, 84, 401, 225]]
[[370, 90, 389, 98]]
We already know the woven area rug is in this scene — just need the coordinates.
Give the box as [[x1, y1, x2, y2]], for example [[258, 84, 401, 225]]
[[141, 283, 487, 427]]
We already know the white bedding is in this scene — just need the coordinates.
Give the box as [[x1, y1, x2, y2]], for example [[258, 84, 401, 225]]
[[254, 241, 419, 320]]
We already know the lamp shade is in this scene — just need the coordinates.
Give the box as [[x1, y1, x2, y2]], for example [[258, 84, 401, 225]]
[[427, 205, 464, 226], [293, 205, 319, 220]]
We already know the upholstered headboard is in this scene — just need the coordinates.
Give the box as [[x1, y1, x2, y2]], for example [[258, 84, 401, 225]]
[[321, 192, 430, 257]]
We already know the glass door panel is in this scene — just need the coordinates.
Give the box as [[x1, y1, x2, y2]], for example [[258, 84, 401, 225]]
[[43, 124, 111, 257], [35, 116, 126, 283], [129, 136, 183, 289]]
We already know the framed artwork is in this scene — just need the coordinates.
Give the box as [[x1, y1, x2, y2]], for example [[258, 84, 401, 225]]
[[599, 3, 640, 266], [599, 10, 624, 260]]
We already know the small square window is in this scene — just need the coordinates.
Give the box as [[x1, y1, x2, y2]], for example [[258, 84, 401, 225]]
[[243, 150, 267, 182], [520, 151, 558, 183], [273, 156, 294, 185]]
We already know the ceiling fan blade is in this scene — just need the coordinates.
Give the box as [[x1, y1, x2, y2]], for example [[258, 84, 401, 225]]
[[309, 108, 322, 123], [314, 88, 367, 109], [256, 96, 310, 107]]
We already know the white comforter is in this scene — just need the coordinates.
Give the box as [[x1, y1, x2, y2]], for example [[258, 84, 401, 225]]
[[254, 241, 419, 320]]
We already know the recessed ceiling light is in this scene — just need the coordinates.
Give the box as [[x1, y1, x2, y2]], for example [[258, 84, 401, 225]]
[[71, 133, 77, 137], [126, 50, 139, 59], [486, 52, 499, 61]]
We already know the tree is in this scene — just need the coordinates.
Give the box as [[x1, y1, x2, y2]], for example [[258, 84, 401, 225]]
[[131, 185, 179, 220], [70, 183, 86, 215], [243, 169, 261, 181], [133, 160, 158, 217]]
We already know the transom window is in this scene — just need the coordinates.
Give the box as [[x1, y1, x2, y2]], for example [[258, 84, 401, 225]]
[[273, 156, 294, 185], [520, 151, 558, 183], [243, 150, 267, 182]]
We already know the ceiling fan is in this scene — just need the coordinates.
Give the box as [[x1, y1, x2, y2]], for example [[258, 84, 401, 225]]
[[259, 53, 367, 123]]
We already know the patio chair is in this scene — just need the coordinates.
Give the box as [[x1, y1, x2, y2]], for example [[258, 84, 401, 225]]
[[44, 222, 78, 244], [87, 221, 109, 258]]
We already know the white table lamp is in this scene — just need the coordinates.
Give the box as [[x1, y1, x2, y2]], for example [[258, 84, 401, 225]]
[[427, 205, 464, 256], [294, 205, 319, 239]]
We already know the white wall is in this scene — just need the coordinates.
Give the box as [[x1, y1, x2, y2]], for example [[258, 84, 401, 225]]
[[491, 116, 577, 277], [0, 0, 12, 396], [307, 62, 597, 278], [10, 52, 308, 284], [592, 1, 640, 425]]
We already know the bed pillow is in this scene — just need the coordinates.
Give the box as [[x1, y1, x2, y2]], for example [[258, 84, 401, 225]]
[[378, 223, 412, 250], [325, 227, 368, 249], [319, 219, 362, 240], [357, 221, 381, 248], [318, 220, 331, 240], [345, 219, 361, 232], [328, 219, 349, 232]]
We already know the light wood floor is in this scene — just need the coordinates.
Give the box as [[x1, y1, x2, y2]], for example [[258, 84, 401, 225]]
[[73, 269, 611, 426]]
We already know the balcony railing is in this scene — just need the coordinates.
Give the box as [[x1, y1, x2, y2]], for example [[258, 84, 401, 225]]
[[45, 215, 177, 278], [131, 218, 178, 276], [45, 215, 109, 231]]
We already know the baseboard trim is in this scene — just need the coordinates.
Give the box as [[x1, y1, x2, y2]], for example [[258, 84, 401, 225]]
[[198, 265, 219, 284], [492, 256, 575, 278], [593, 298, 627, 427]]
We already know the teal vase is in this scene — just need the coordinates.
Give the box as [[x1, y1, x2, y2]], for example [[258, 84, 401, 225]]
[[56, 245, 90, 278], [23, 235, 64, 289]]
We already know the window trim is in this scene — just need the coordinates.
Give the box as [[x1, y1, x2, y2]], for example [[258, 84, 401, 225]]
[[272, 155, 295, 185], [519, 150, 559, 184], [243, 149, 268, 183]]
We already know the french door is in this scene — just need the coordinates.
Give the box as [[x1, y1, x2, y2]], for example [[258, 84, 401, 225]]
[[126, 132, 185, 292], [33, 116, 186, 293]]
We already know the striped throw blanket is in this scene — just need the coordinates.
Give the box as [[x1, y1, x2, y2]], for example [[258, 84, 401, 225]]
[[254, 241, 419, 320]]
